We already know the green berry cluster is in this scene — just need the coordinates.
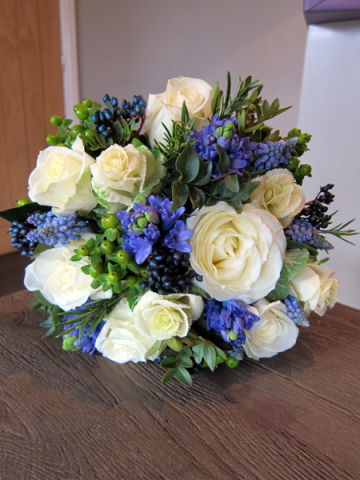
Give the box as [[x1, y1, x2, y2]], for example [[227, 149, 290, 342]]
[[286, 128, 312, 184], [70, 215, 148, 296]]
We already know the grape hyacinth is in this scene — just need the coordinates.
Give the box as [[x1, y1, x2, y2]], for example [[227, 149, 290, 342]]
[[285, 218, 334, 250], [283, 296, 309, 327], [190, 114, 257, 176], [253, 137, 298, 171], [203, 299, 260, 359], [26, 211, 90, 246], [62, 301, 103, 354]]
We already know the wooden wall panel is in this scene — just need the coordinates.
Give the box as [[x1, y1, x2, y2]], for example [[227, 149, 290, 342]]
[[0, 0, 64, 255]]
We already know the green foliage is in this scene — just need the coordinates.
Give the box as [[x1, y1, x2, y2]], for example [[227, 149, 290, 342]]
[[320, 218, 359, 245], [166, 141, 260, 213], [0, 202, 50, 223], [266, 248, 310, 302]]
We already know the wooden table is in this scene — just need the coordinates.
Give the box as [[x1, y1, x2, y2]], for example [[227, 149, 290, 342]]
[[0, 291, 359, 480]]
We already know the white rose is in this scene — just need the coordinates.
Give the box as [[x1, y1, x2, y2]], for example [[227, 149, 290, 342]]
[[289, 262, 339, 316], [186, 202, 286, 303], [24, 235, 111, 311], [250, 169, 306, 227], [95, 299, 157, 364], [91, 143, 163, 213], [143, 76, 213, 146], [133, 291, 204, 340], [244, 299, 299, 360], [28, 136, 97, 215]]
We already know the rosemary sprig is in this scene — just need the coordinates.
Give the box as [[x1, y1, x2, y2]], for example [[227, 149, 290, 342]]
[[320, 218, 359, 245]]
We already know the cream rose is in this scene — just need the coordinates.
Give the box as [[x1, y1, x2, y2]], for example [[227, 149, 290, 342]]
[[289, 262, 339, 316], [244, 299, 299, 360], [91, 143, 163, 212], [250, 169, 306, 227], [133, 291, 204, 340], [143, 76, 213, 146], [28, 136, 97, 215], [95, 299, 157, 363], [186, 202, 286, 303], [24, 235, 111, 311]]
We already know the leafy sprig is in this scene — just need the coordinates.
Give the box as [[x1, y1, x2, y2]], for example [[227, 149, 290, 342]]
[[320, 218, 359, 245]]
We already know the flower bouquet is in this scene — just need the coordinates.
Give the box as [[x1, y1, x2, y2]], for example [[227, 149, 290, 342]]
[[1, 74, 357, 387]]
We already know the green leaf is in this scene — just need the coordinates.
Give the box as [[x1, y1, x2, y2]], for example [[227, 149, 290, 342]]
[[126, 179, 161, 212], [33, 290, 54, 307], [161, 357, 178, 369], [180, 345, 192, 357], [105, 228, 118, 242], [174, 367, 193, 386], [211, 82, 220, 115], [32, 243, 53, 256], [189, 186, 206, 209], [70, 254, 82, 262], [203, 344, 216, 371], [166, 337, 183, 351], [178, 357, 193, 368], [171, 182, 189, 211], [145, 340, 163, 359], [175, 143, 200, 183], [262, 99, 270, 116], [238, 110, 246, 132], [225, 175, 239, 193], [214, 346, 227, 362], [91, 279, 101, 289], [283, 248, 309, 281], [113, 120, 124, 136], [216, 145, 230, 174], [181, 101, 190, 124], [104, 100, 113, 115], [127, 296, 140, 312], [286, 239, 318, 257], [266, 267, 289, 302], [205, 195, 218, 207], [162, 368, 176, 384], [30, 302, 42, 311], [86, 238, 96, 249], [230, 181, 260, 203], [192, 343, 205, 364], [127, 262, 140, 274], [81, 265, 90, 275], [194, 161, 212, 186], [191, 284, 212, 300], [0, 203, 50, 223]]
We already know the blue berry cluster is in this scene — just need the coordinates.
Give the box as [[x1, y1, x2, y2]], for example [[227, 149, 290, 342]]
[[285, 218, 334, 250], [117, 195, 193, 265], [203, 299, 260, 360], [253, 137, 298, 171], [62, 301, 104, 354], [190, 114, 257, 176], [8, 220, 36, 257], [91, 94, 146, 138], [283, 296, 309, 327], [298, 184, 334, 229], [26, 212, 90, 246]]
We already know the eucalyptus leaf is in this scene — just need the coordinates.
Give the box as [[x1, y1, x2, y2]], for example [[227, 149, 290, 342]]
[[189, 186, 206, 209], [171, 182, 189, 211], [225, 175, 239, 193], [176, 143, 200, 183], [162, 368, 176, 384], [0, 203, 50, 223], [192, 343, 205, 364], [286, 239, 318, 257], [166, 337, 183, 351], [203, 344, 216, 371], [230, 181, 260, 203], [216, 145, 230, 174], [33, 243, 53, 256]]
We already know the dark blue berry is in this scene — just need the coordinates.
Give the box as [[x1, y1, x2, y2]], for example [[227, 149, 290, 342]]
[[140, 282, 148, 290], [99, 112, 105, 122], [91, 113, 100, 124], [103, 108, 113, 121], [196, 275, 203, 282], [110, 97, 118, 107], [103, 94, 110, 103], [188, 270, 197, 278], [98, 124, 106, 133]]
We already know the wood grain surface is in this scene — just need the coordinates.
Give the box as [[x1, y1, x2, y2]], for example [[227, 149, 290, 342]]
[[0, 0, 63, 254], [0, 291, 359, 480]]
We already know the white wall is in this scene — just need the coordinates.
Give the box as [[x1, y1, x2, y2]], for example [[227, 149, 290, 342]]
[[298, 21, 360, 309], [75, 0, 307, 136]]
